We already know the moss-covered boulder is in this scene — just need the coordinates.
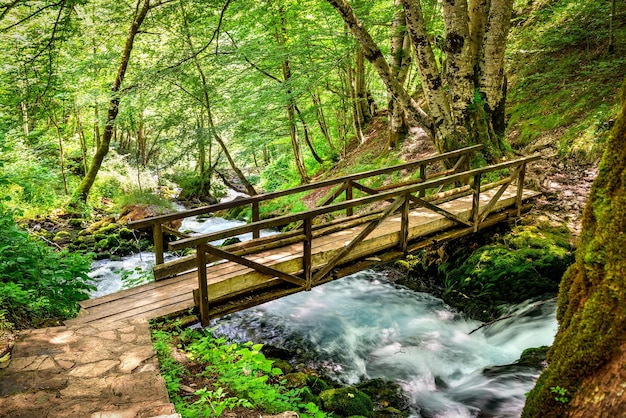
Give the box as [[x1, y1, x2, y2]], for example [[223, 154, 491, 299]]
[[320, 386, 373, 417], [438, 216, 574, 321], [357, 378, 410, 416]]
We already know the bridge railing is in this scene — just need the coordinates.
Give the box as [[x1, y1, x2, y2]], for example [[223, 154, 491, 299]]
[[128, 144, 482, 269], [167, 153, 539, 325]]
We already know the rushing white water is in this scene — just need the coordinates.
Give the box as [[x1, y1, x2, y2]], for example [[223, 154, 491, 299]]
[[212, 271, 557, 418]]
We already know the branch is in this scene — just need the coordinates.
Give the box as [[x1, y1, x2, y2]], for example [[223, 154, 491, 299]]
[[1, 0, 64, 31], [468, 314, 514, 335], [225, 31, 282, 83]]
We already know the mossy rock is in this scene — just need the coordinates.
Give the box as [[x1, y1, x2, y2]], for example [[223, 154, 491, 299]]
[[53, 231, 72, 245], [68, 218, 84, 228], [357, 378, 410, 416], [320, 386, 373, 417], [306, 375, 330, 395], [438, 217, 574, 320], [272, 359, 294, 374], [283, 372, 308, 389], [118, 227, 135, 240]]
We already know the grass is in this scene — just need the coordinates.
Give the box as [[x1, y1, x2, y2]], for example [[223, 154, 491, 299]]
[[507, 0, 626, 161]]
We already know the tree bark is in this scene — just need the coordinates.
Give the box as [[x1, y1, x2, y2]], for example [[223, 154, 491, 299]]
[[327, 0, 514, 158], [522, 81, 626, 418], [70, 0, 151, 205], [276, 6, 309, 184], [387, 0, 411, 149], [294, 104, 323, 164], [312, 92, 335, 150], [326, 0, 433, 136]]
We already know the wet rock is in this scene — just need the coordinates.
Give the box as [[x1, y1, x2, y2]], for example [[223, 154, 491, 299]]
[[320, 386, 373, 417]]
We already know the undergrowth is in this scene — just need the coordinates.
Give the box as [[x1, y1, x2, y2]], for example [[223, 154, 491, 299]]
[[151, 324, 329, 418], [507, 0, 626, 161]]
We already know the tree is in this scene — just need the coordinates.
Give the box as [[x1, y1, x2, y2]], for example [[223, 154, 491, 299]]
[[326, 0, 514, 157], [522, 81, 626, 417], [70, 0, 152, 205]]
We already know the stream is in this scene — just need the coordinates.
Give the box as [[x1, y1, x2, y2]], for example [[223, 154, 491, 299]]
[[89, 215, 557, 417]]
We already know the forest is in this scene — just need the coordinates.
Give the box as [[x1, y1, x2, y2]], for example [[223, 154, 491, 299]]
[[1, 0, 625, 417]]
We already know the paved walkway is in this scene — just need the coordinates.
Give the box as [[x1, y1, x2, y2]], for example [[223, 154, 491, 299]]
[[0, 319, 179, 418]]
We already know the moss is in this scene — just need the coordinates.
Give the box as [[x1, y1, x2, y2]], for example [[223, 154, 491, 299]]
[[283, 372, 308, 389], [439, 218, 573, 320], [523, 80, 626, 417], [306, 375, 330, 395], [320, 386, 373, 417]]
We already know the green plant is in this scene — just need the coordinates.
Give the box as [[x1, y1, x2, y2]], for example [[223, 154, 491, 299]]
[[192, 387, 253, 417], [0, 207, 94, 327], [151, 325, 330, 418], [119, 266, 154, 289], [550, 386, 569, 404]]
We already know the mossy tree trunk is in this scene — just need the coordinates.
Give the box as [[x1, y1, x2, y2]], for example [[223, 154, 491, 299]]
[[522, 81, 626, 417]]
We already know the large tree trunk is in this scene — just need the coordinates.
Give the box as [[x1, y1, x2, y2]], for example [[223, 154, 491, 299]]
[[276, 6, 309, 184], [522, 81, 626, 417], [70, 0, 151, 205], [327, 0, 514, 158]]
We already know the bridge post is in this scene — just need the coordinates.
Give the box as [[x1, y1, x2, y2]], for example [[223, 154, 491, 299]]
[[346, 181, 353, 217], [303, 218, 312, 290], [196, 244, 210, 327], [472, 173, 482, 232], [252, 201, 260, 239], [419, 164, 426, 198], [153, 223, 164, 265], [400, 193, 410, 254], [516, 163, 526, 217]]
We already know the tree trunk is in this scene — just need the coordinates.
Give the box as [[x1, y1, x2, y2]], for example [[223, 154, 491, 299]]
[[137, 116, 146, 167], [180, 2, 257, 196], [387, 0, 411, 149], [50, 111, 68, 195], [327, 0, 433, 135], [70, 0, 151, 206], [327, 0, 514, 158], [312, 92, 335, 150], [276, 6, 309, 184], [354, 48, 371, 124], [295, 104, 323, 164], [74, 105, 88, 175], [522, 80, 626, 418]]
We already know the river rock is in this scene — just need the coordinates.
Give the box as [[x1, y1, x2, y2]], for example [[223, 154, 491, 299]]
[[320, 386, 374, 417]]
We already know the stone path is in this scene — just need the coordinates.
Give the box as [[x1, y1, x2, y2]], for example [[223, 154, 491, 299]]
[[0, 319, 179, 418]]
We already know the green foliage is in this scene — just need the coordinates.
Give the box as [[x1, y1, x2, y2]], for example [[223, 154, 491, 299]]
[[507, 0, 626, 161], [151, 325, 330, 418], [0, 208, 94, 327], [549, 386, 569, 404], [119, 266, 154, 289], [439, 218, 573, 320]]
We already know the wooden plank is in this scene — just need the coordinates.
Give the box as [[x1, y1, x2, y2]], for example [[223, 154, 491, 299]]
[[196, 244, 210, 327]]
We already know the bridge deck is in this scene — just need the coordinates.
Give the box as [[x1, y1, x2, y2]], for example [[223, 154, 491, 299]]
[[66, 187, 540, 326]]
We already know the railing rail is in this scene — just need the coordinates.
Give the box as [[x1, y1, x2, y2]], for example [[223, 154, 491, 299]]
[[129, 144, 482, 265]]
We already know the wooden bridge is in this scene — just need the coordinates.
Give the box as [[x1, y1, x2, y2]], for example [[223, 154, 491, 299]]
[[65, 146, 541, 327]]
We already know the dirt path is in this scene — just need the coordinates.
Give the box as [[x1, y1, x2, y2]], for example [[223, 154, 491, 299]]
[[0, 319, 178, 418]]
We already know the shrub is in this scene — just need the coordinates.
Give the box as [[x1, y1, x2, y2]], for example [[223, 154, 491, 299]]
[[0, 208, 94, 327]]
